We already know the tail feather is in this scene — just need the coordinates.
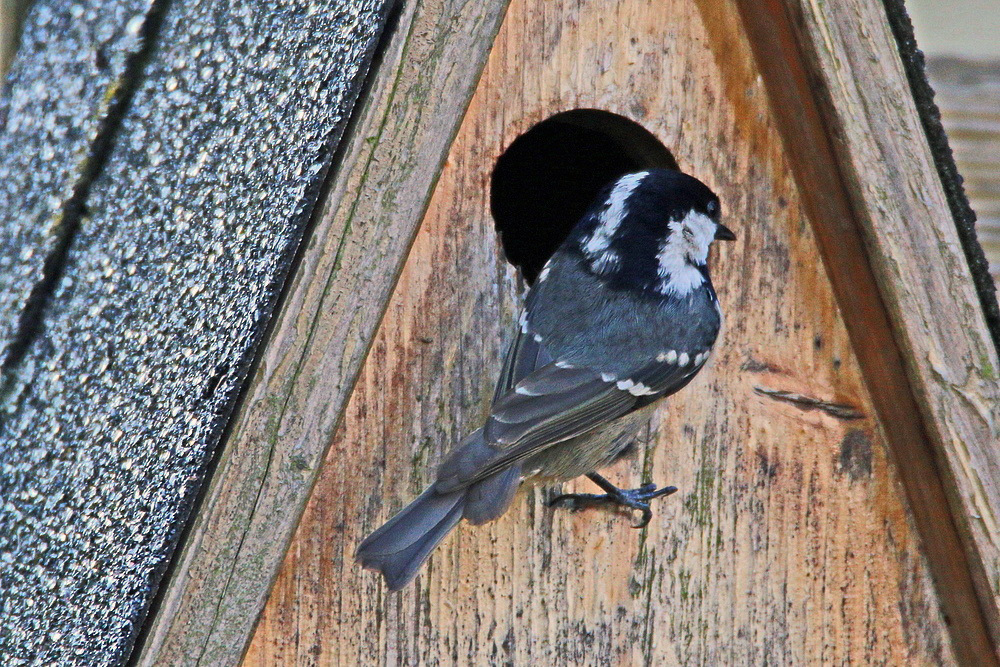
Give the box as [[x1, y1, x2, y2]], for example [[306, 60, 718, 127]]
[[356, 487, 466, 590], [463, 465, 522, 525], [356, 466, 523, 589], [358, 428, 527, 589]]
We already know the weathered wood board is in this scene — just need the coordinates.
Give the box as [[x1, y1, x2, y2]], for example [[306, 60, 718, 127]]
[[0, 0, 31, 77], [135, 1, 513, 664], [244, 0, 962, 663], [768, 0, 1000, 652]]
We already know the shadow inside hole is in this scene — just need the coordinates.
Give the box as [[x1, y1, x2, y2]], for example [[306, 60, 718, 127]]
[[491, 109, 677, 284]]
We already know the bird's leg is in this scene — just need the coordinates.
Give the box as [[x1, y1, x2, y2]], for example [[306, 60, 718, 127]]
[[549, 472, 677, 528]]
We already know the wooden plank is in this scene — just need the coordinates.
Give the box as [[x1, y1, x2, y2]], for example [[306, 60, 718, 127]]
[[739, 0, 1000, 657], [245, 0, 959, 663], [135, 1, 512, 664], [927, 57, 1000, 281], [0, 0, 30, 76], [0, 0, 394, 662]]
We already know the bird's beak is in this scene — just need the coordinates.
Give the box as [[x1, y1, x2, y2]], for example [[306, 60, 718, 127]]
[[714, 224, 736, 241]]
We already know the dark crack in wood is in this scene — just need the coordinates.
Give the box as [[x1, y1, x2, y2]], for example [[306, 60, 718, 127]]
[[754, 386, 864, 420]]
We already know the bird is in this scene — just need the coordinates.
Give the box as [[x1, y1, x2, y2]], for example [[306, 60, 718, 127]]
[[356, 168, 735, 590]]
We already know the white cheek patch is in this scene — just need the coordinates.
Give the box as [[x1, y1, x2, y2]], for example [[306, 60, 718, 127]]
[[684, 210, 719, 264], [581, 171, 648, 258], [656, 210, 718, 297], [656, 263, 704, 297]]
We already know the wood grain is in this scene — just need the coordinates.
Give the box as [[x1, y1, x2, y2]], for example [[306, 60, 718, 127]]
[[0, 0, 29, 77], [135, 1, 511, 664], [245, 0, 959, 663], [755, 0, 1000, 656]]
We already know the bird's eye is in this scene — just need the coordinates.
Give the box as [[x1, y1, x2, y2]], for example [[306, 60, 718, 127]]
[[706, 200, 719, 217]]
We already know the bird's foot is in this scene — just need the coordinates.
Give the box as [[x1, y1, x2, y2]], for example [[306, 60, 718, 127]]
[[548, 472, 677, 528]]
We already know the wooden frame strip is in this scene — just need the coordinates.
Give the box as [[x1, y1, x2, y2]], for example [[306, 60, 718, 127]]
[[731, 0, 1000, 660], [135, 0, 511, 663]]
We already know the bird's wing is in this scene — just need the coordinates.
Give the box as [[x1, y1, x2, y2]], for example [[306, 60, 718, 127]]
[[434, 346, 701, 492], [488, 354, 700, 449], [491, 328, 553, 405]]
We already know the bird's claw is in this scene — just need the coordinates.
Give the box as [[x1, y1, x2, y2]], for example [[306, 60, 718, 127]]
[[549, 482, 677, 528]]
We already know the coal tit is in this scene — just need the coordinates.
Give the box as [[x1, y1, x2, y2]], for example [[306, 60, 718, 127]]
[[357, 168, 735, 590]]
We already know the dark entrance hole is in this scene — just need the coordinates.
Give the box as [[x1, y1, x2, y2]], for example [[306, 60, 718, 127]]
[[491, 109, 677, 283]]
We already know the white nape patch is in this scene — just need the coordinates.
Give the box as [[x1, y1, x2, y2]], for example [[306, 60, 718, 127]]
[[656, 210, 718, 296], [589, 249, 620, 275], [677, 352, 690, 367], [582, 172, 648, 258], [519, 311, 529, 333], [657, 350, 678, 363], [600, 372, 616, 382]]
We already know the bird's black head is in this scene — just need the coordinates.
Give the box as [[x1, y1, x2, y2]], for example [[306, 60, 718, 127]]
[[567, 169, 734, 296]]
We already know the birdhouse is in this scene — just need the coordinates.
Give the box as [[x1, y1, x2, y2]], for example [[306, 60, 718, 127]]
[[1, 0, 998, 664]]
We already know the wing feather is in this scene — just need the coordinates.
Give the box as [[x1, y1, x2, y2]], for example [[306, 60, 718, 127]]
[[436, 363, 639, 492], [486, 375, 634, 444], [492, 328, 552, 403], [436, 383, 636, 492], [628, 358, 701, 395], [438, 318, 709, 492]]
